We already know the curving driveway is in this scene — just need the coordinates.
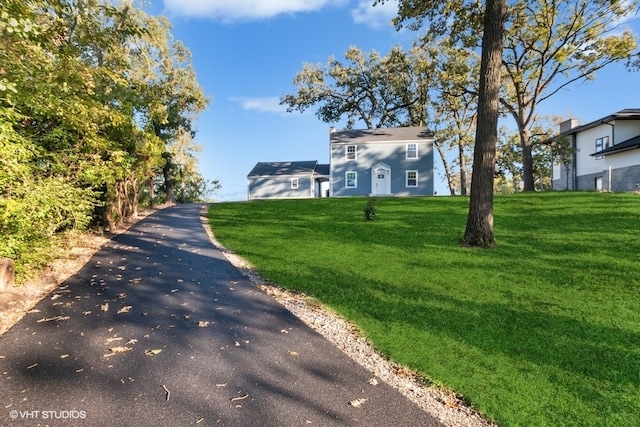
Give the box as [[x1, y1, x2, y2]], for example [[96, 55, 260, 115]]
[[0, 204, 441, 426]]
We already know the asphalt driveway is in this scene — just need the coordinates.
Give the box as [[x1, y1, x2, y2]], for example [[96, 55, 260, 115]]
[[0, 204, 441, 426]]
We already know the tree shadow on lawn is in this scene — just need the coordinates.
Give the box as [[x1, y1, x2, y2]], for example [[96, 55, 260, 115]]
[[282, 264, 640, 420]]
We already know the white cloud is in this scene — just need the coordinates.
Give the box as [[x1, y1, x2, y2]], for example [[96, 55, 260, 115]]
[[162, 0, 347, 21], [229, 96, 290, 114], [351, 0, 398, 30]]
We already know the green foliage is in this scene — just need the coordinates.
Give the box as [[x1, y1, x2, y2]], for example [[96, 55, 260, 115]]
[[0, 0, 209, 272], [501, 0, 637, 191], [363, 196, 377, 220], [280, 45, 427, 129], [208, 193, 640, 427]]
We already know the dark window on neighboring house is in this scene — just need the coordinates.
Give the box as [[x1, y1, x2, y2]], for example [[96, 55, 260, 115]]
[[595, 136, 609, 160], [291, 178, 299, 189], [346, 145, 357, 160]]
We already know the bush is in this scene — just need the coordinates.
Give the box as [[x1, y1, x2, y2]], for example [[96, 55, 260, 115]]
[[0, 178, 97, 275], [364, 196, 377, 221]]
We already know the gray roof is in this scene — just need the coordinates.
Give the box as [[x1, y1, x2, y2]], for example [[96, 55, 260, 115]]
[[248, 161, 327, 177], [556, 109, 640, 137], [315, 163, 330, 176], [330, 127, 434, 144], [591, 134, 640, 157]]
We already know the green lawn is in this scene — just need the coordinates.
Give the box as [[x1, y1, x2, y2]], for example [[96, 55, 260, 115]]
[[207, 192, 640, 426]]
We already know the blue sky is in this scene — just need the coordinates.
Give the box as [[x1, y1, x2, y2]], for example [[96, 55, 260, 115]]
[[144, 1, 640, 200]]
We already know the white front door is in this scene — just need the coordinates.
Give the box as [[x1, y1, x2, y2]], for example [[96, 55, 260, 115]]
[[371, 164, 391, 195]]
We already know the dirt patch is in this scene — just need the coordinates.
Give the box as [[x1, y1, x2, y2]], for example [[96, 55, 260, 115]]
[[0, 209, 158, 337]]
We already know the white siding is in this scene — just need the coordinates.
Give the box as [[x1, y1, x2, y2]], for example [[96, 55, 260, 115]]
[[575, 125, 611, 177], [606, 150, 640, 169], [612, 121, 640, 143]]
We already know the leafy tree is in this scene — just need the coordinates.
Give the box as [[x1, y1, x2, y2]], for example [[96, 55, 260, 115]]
[[280, 45, 428, 129], [416, 34, 479, 195], [378, 0, 507, 247], [122, 12, 209, 206], [496, 118, 558, 192], [1, 0, 106, 261], [501, 0, 638, 191], [0, 0, 210, 272]]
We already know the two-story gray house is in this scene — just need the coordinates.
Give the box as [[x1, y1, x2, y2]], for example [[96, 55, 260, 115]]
[[329, 127, 434, 197], [551, 109, 640, 192], [247, 127, 435, 200]]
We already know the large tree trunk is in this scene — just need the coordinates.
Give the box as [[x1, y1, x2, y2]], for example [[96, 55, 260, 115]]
[[520, 128, 535, 191], [163, 162, 176, 205], [462, 0, 506, 248]]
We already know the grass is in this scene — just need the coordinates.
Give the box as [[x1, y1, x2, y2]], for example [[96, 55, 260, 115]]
[[207, 192, 640, 426]]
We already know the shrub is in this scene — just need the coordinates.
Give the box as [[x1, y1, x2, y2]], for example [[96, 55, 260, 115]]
[[364, 196, 377, 221]]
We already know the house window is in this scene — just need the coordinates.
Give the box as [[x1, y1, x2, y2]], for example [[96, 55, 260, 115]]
[[346, 172, 357, 188], [406, 143, 418, 159], [406, 170, 418, 187], [291, 178, 299, 189], [346, 145, 357, 160], [595, 136, 609, 160]]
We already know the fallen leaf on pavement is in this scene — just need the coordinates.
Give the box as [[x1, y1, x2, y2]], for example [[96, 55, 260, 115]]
[[117, 306, 132, 314], [230, 393, 249, 402], [37, 316, 70, 323], [349, 398, 368, 408]]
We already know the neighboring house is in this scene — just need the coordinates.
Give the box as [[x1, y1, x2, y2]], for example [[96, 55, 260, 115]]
[[551, 109, 640, 192], [247, 127, 435, 200]]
